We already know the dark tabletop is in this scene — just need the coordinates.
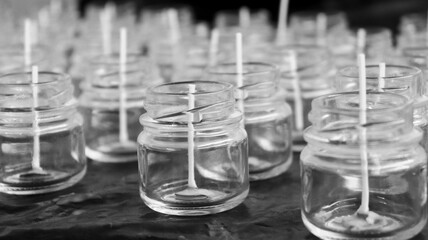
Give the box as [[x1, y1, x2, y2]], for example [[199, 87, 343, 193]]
[[0, 153, 427, 240]]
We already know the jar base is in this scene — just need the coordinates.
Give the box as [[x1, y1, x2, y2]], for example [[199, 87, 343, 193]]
[[85, 142, 137, 163], [0, 166, 87, 195], [302, 209, 427, 240], [140, 185, 249, 216], [249, 154, 293, 181]]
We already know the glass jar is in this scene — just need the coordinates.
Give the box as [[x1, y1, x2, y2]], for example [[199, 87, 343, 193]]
[[402, 47, 428, 83], [0, 71, 87, 195], [335, 64, 428, 152], [204, 62, 293, 180], [289, 10, 349, 46], [257, 45, 334, 150], [0, 44, 47, 75], [138, 81, 248, 216], [397, 13, 428, 49], [79, 66, 161, 163], [301, 92, 426, 240]]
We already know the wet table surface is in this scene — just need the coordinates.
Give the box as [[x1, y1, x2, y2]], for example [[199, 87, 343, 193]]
[[0, 153, 427, 240]]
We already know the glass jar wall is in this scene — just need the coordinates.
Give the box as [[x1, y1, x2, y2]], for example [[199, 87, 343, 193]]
[[0, 71, 87, 195], [138, 81, 248, 216]]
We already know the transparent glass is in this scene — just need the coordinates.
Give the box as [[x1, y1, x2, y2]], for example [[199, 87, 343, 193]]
[[79, 66, 161, 163], [204, 62, 293, 180], [258, 45, 334, 150], [335, 64, 428, 152], [398, 13, 428, 49], [289, 11, 348, 46], [357, 27, 393, 64], [0, 72, 87, 195], [0, 44, 47, 75], [301, 92, 426, 240], [138, 81, 248, 216]]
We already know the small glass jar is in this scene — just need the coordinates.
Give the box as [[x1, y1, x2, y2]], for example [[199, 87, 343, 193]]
[[301, 92, 427, 240], [138, 81, 248, 216], [260, 45, 334, 150], [402, 47, 428, 82], [79, 66, 161, 163], [397, 13, 428, 49], [289, 10, 349, 46], [0, 44, 47, 74], [204, 62, 293, 180], [335, 64, 428, 152], [0, 71, 87, 195]]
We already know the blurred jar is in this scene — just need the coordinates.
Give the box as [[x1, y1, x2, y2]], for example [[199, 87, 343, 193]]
[[253, 45, 334, 150], [138, 81, 248, 216], [204, 62, 292, 180], [330, 27, 394, 68], [290, 11, 348, 46], [397, 13, 428, 49], [335, 64, 428, 152], [0, 44, 52, 74], [79, 55, 162, 163], [301, 92, 426, 240], [0, 71, 86, 195]]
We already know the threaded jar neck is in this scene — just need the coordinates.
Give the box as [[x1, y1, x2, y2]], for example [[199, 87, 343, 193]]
[[306, 92, 415, 145], [335, 64, 425, 101], [143, 81, 237, 124]]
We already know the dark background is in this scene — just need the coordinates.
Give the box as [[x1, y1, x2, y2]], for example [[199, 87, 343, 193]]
[[78, 0, 428, 35]]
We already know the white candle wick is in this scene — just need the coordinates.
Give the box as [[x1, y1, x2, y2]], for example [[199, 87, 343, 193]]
[[119, 27, 129, 144], [235, 33, 245, 120], [357, 53, 370, 215], [378, 62, 386, 91], [32, 66, 41, 171], [187, 84, 197, 189], [239, 6, 251, 29], [289, 50, 304, 131], [357, 28, 366, 55], [209, 29, 219, 67], [316, 12, 327, 46], [276, 0, 290, 45], [24, 19, 32, 68]]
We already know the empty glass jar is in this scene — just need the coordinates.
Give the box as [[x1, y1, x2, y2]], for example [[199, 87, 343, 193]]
[[263, 45, 334, 150], [0, 71, 87, 195], [204, 62, 293, 180], [301, 92, 426, 239], [79, 65, 161, 163], [335, 64, 428, 152], [138, 81, 248, 216]]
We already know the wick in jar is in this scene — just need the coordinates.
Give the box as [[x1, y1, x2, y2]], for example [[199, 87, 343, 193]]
[[239, 7, 250, 29], [326, 54, 399, 232], [357, 54, 369, 215], [208, 29, 219, 67], [24, 18, 32, 68], [119, 27, 130, 145], [426, 10, 428, 47], [175, 84, 217, 200], [100, 3, 113, 56], [288, 50, 304, 131], [31, 66, 42, 172], [378, 62, 386, 91], [275, 0, 290, 45], [356, 28, 366, 57], [235, 33, 245, 126], [316, 12, 327, 46]]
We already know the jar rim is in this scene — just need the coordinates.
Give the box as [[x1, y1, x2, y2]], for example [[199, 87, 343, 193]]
[[338, 64, 421, 80], [0, 71, 71, 86], [205, 62, 277, 76], [88, 52, 145, 65], [403, 47, 428, 57], [312, 91, 413, 114], [148, 80, 234, 96]]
